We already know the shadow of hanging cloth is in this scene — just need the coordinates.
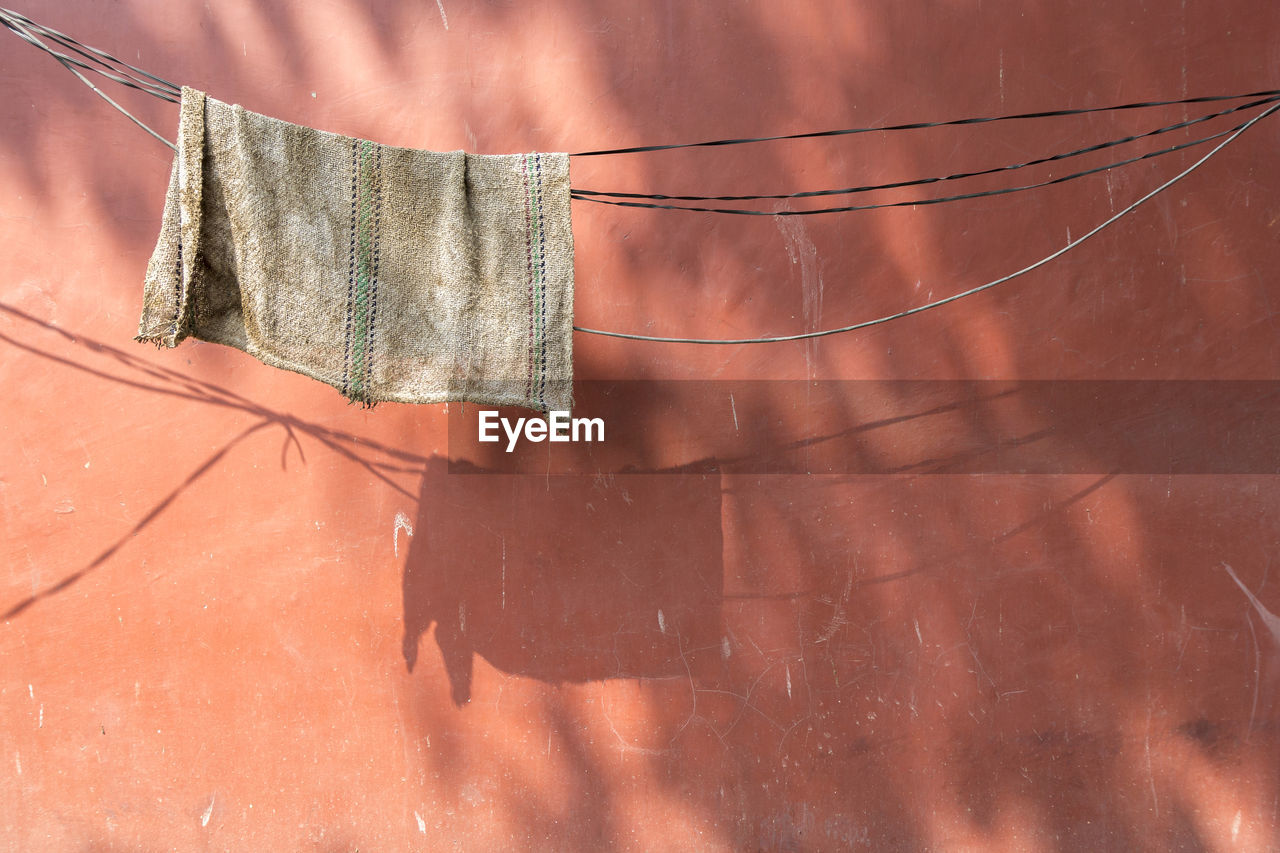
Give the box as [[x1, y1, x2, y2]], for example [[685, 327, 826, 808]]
[[402, 457, 725, 705]]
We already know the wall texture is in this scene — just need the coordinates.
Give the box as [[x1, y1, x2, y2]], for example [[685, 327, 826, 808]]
[[3, 1, 1280, 849]]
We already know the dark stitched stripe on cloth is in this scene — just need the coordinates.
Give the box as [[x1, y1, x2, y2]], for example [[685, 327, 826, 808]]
[[522, 153, 548, 410], [344, 138, 382, 405]]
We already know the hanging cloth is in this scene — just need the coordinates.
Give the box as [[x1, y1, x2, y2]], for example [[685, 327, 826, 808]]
[[138, 87, 574, 411]]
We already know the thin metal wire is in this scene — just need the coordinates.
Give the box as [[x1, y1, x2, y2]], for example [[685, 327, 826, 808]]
[[0, 7, 180, 93], [570, 114, 1258, 216], [4, 7, 1276, 345], [571, 88, 1280, 156], [50, 54, 176, 150], [0, 10, 176, 149], [572, 95, 1279, 203], [0, 10, 178, 99], [0, 15, 179, 102], [572, 102, 1280, 344]]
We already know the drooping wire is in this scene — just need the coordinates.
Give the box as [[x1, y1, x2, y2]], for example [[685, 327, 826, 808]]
[[573, 95, 1280, 204], [0, 19, 178, 102], [0, 7, 179, 98], [1, 6, 180, 92], [571, 88, 1280, 157], [3, 8, 1276, 344], [0, 10, 178, 101], [0, 8, 177, 149], [572, 102, 1280, 343]]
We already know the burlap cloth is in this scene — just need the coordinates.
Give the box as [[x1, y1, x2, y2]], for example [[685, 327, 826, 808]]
[[138, 87, 573, 411]]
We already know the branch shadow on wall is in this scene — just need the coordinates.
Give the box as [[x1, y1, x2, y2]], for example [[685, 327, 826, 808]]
[[7, 290, 1280, 851], [7, 1, 1280, 847], [0, 299, 429, 619]]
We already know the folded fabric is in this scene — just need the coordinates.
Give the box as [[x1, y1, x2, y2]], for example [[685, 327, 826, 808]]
[[138, 87, 574, 411]]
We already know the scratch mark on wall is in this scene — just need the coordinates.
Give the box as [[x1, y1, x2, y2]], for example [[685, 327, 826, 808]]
[[415, 810, 427, 834], [14, 753, 20, 776], [435, 0, 449, 30], [201, 794, 214, 827], [657, 609, 667, 634], [1223, 563, 1280, 646], [1179, 0, 1188, 105], [602, 702, 671, 757], [394, 511, 415, 557], [729, 393, 739, 432], [1246, 612, 1261, 740], [669, 630, 703, 746], [969, 645, 998, 694], [1145, 701, 1160, 819], [775, 214, 823, 372], [815, 565, 854, 644], [998, 48, 1005, 105]]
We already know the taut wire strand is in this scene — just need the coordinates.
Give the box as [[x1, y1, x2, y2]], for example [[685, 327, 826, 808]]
[[571, 88, 1280, 156], [572, 102, 1280, 344], [0, 9, 176, 149], [569, 109, 1268, 216], [571, 95, 1279, 203]]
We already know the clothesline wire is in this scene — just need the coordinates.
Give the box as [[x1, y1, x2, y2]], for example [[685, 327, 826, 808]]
[[0, 20, 177, 103], [5, 4, 1273, 162], [0, 7, 180, 92], [4, 9, 1277, 343], [573, 95, 1279, 203], [0, 9, 179, 101], [571, 101, 1280, 343], [571, 88, 1280, 156], [56, 57, 177, 150], [6, 9, 1275, 214], [570, 108, 1266, 216], [0, 8, 177, 149]]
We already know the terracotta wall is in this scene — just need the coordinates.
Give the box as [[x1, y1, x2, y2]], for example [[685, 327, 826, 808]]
[[3, 1, 1280, 849]]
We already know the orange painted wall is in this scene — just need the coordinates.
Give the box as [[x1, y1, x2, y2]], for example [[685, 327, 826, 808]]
[[3, 1, 1280, 850]]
